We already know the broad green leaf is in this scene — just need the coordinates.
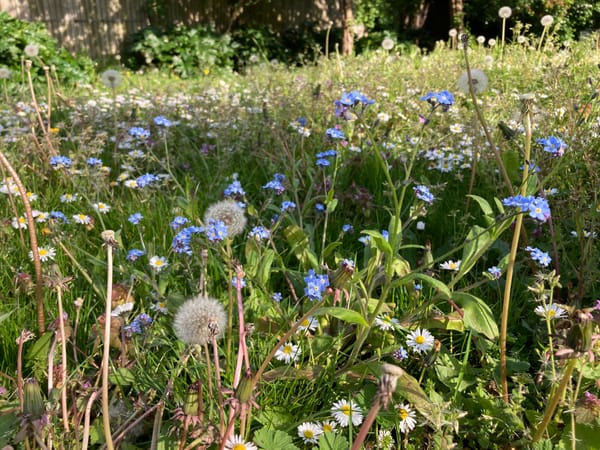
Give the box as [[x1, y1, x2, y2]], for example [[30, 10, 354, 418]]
[[284, 224, 319, 269], [452, 292, 499, 340], [456, 225, 491, 282], [362, 230, 393, 257], [322, 241, 342, 260], [391, 272, 451, 300], [468, 195, 495, 224], [326, 198, 338, 213], [109, 368, 136, 387], [257, 249, 276, 286], [0, 310, 13, 324], [318, 432, 348, 450], [314, 307, 367, 327], [253, 428, 299, 450], [396, 370, 443, 429], [501, 148, 521, 183]]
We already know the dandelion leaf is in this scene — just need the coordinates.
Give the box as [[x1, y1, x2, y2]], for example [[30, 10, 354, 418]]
[[0, 310, 13, 324], [253, 427, 299, 450], [501, 148, 521, 183], [284, 224, 319, 269], [318, 432, 348, 450], [397, 370, 444, 430], [392, 272, 451, 300], [108, 367, 136, 387], [452, 292, 499, 340], [466, 195, 495, 225], [314, 306, 367, 327]]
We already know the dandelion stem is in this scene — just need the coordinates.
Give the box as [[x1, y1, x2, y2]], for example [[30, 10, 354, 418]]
[[101, 234, 116, 450], [500, 94, 533, 403], [532, 358, 577, 442], [0, 150, 45, 332], [56, 286, 70, 432]]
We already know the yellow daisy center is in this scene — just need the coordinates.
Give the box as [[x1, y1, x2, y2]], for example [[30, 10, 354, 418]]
[[232, 445, 246, 450], [18, 217, 26, 223], [548, 309, 555, 317], [154, 260, 164, 266], [399, 408, 409, 420], [301, 319, 309, 326], [39, 249, 48, 257], [415, 335, 425, 344], [303, 430, 314, 438], [283, 345, 292, 354], [322, 424, 333, 432], [341, 404, 351, 416]]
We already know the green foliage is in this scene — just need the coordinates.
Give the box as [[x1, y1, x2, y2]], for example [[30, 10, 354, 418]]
[[122, 24, 237, 77], [0, 12, 93, 84]]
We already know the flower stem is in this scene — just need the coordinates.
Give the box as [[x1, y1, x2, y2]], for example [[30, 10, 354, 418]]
[[101, 234, 116, 450]]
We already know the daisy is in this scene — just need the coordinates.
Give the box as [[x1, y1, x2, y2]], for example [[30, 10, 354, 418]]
[[12, 216, 27, 229], [297, 316, 318, 333], [29, 246, 56, 262], [93, 202, 111, 214], [34, 211, 49, 223], [274, 342, 301, 364], [375, 314, 399, 331], [377, 429, 394, 449], [26, 192, 38, 202], [150, 301, 169, 314], [224, 434, 257, 450], [534, 303, 567, 320], [72, 213, 92, 225], [297, 422, 322, 444], [60, 193, 77, 203], [320, 420, 337, 433], [111, 302, 134, 317], [331, 399, 363, 427], [406, 328, 435, 353], [149, 256, 168, 273], [396, 403, 417, 433], [449, 123, 464, 133], [439, 260, 461, 271], [124, 179, 139, 189]]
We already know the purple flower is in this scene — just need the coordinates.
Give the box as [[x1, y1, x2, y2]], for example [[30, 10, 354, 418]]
[[224, 179, 245, 197], [342, 223, 354, 233], [204, 219, 228, 242], [420, 90, 455, 110], [135, 173, 159, 188], [49, 155, 72, 169], [272, 292, 282, 302], [536, 136, 566, 157], [154, 116, 173, 127], [127, 249, 145, 262], [50, 211, 69, 223], [248, 226, 270, 240], [128, 127, 150, 138], [86, 157, 103, 167], [413, 185, 435, 204], [263, 173, 286, 194], [281, 201, 296, 212], [392, 346, 408, 361], [170, 216, 190, 230], [503, 195, 550, 222], [128, 212, 143, 225], [525, 246, 551, 267], [316, 158, 331, 167], [232, 276, 246, 288], [304, 269, 329, 300], [326, 127, 346, 140], [487, 266, 502, 279], [172, 225, 203, 254]]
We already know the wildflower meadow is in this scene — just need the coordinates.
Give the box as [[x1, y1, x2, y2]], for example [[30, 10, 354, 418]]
[[1, 14, 600, 450]]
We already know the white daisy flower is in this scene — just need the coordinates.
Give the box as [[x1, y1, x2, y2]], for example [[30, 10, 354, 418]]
[[377, 429, 394, 449], [320, 420, 337, 434], [26, 191, 38, 202], [12, 216, 27, 229], [111, 302, 134, 317], [72, 213, 92, 225], [274, 342, 301, 364], [93, 202, 111, 214], [60, 193, 77, 203], [150, 301, 169, 314], [406, 327, 435, 353], [374, 314, 399, 331], [439, 260, 461, 271], [449, 123, 464, 133], [534, 303, 567, 320], [297, 316, 318, 333], [331, 399, 363, 427], [29, 246, 56, 262], [224, 434, 257, 450], [396, 403, 417, 433], [297, 422, 322, 444], [149, 256, 168, 273]]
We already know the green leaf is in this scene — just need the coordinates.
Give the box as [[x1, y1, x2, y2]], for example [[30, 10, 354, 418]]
[[284, 224, 319, 269], [253, 428, 299, 450], [326, 198, 338, 213], [109, 368, 136, 387], [391, 272, 451, 300], [362, 229, 393, 256], [452, 292, 499, 340], [257, 249, 276, 286], [396, 370, 443, 429], [314, 307, 367, 327], [318, 432, 349, 450], [467, 195, 495, 224], [0, 310, 13, 324], [501, 148, 521, 183]]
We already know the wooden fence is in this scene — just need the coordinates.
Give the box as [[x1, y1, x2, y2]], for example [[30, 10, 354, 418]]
[[0, 0, 344, 60]]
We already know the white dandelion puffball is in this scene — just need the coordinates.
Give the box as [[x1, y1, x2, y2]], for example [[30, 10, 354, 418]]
[[173, 295, 227, 346], [100, 69, 123, 89], [457, 69, 489, 95], [541, 15, 554, 27], [381, 37, 395, 51], [24, 44, 39, 58], [449, 28, 458, 38], [204, 199, 247, 238], [498, 6, 512, 19]]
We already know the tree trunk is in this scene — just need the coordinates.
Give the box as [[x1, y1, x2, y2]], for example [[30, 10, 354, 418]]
[[450, 0, 464, 31], [342, 0, 354, 55]]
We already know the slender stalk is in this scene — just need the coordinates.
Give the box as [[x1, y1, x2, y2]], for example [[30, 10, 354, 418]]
[[100, 231, 117, 450], [81, 390, 100, 450], [56, 286, 70, 432], [500, 94, 533, 403], [532, 358, 577, 442], [0, 150, 45, 332]]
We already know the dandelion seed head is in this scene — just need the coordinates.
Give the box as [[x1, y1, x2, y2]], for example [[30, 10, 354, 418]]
[[204, 200, 247, 238], [173, 295, 227, 346]]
